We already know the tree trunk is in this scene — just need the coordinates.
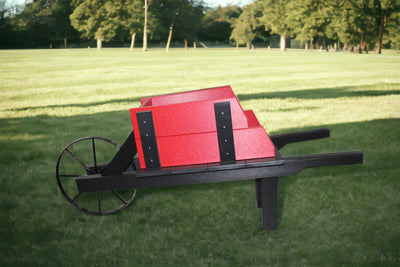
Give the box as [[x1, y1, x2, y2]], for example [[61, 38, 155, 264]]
[[166, 26, 173, 52], [246, 42, 251, 49], [97, 38, 102, 51], [130, 33, 136, 50], [378, 10, 386, 54], [143, 0, 148, 52], [305, 42, 308, 50], [199, 41, 208, 48], [193, 41, 196, 49], [280, 35, 286, 51], [64, 38, 67, 48], [184, 39, 188, 49]]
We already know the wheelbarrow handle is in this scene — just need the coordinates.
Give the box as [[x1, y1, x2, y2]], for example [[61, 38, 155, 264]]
[[270, 128, 330, 149], [283, 151, 364, 175]]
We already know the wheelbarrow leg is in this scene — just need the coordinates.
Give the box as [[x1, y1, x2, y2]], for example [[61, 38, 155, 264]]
[[255, 177, 278, 230], [255, 179, 262, 208]]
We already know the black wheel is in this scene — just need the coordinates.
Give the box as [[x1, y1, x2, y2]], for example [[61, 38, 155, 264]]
[[56, 136, 136, 215]]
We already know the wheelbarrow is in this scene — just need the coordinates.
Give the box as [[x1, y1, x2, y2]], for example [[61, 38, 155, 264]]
[[56, 86, 363, 230]]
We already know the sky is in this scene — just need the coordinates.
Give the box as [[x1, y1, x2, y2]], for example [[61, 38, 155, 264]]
[[203, 0, 255, 8], [9, 0, 255, 9]]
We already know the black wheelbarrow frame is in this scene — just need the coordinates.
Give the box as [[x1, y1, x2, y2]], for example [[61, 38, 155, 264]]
[[56, 115, 363, 230]]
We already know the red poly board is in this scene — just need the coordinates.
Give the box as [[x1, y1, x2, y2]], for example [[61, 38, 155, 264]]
[[130, 86, 275, 169]]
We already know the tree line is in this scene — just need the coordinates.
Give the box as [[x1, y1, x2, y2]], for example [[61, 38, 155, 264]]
[[234, 0, 400, 53], [1, 0, 399, 52]]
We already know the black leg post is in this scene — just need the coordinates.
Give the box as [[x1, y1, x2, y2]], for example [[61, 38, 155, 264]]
[[255, 179, 262, 208], [261, 177, 278, 230]]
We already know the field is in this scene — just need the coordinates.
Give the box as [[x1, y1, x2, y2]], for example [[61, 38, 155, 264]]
[[1, 48, 399, 266]]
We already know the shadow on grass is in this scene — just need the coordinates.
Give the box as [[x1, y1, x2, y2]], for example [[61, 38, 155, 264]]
[[237, 83, 400, 101], [6, 83, 400, 112], [4, 96, 143, 112], [261, 106, 320, 112]]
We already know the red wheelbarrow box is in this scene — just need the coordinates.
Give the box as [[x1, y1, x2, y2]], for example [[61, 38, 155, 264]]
[[130, 86, 275, 169]]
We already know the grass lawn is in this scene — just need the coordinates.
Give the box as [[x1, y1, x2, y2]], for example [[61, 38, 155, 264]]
[[0, 48, 399, 266]]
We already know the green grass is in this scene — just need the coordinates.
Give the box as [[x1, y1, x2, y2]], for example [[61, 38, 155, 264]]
[[1, 48, 399, 266]]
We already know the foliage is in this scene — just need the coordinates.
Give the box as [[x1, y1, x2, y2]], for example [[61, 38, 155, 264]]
[[230, 3, 261, 47], [121, 0, 144, 36], [258, 0, 294, 50], [252, 0, 400, 50], [200, 5, 242, 42], [1, 0, 399, 49], [148, 0, 205, 42], [378, 0, 400, 50], [291, 0, 333, 47], [1, 0, 78, 48], [384, 11, 400, 49], [70, 0, 122, 42], [259, 0, 293, 37], [69, 0, 205, 47]]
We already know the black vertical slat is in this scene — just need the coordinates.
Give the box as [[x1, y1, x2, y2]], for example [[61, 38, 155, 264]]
[[261, 177, 278, 230], [255, 179, 262, 208], [136, 111, 161, 170], [214, 102, 236, 164]]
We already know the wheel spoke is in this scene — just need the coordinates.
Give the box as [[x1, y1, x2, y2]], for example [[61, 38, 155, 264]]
[[65, 148, 90, 172], [97, 191, 101, 213], [112, 190, 127, 204], [92, 138, 98, 174], [71, 192, 81, 203]]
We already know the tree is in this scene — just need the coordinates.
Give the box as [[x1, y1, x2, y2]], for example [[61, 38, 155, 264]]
[[200, 5, 242, 42], [149, 0, 205, 47], [384, 8, 400, 49], [258, 0, 400, 53], [51, 0, 80, 47], [376, 0, 400, 53], [289, 0, 334, 50], [230, 3, 261, 48], [7, 0, 77, 48], [323, 1, 356, 49], [0, 0, 12, 47], [259, 0, 293, 51], [0, 0, 8, 19], [70, 0, 122, 50], [295, 0, 400, 52], [178, 0, 206, 44], [121, 0, 144, 50], [324, 0, 396, 52]]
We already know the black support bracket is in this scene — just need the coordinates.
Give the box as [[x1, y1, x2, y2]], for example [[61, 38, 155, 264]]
[[101, 131, 137, 175], [214, 102, 236, 164], [136, 111, 161, 170]]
